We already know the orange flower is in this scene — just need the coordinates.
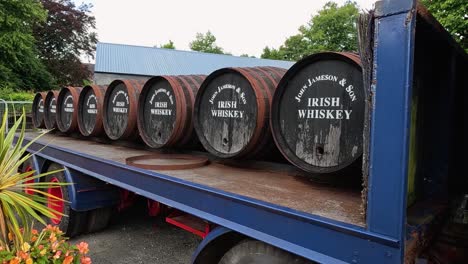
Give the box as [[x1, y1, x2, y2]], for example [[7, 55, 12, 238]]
[[25, 258, 33, 264], [31, 236, 37, 242], [50, 232, 57, 243], [63, 256, 74, 264], [52, 241, 60, 251], [31, 229, 38, 235], [8, 258, 20, 264], [80, 256, 92, 264], [46, 225, 63, 234], [17, 251, 28, 260], [53, 250, 62, 259], [76, 242, 89, 254]]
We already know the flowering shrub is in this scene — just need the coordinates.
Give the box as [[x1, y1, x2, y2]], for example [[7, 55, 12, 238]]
[[0, 110, 92, 263], [0, 225, 91, 264]]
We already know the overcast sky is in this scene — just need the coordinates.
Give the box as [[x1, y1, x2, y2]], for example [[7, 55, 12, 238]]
[[77, 0, 375, 61]]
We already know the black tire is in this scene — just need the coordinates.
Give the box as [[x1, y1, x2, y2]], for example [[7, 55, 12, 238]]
[[20, 156, 34, 173], [219, 240, 313, 264], [45, 163, 87, 237], [86, 207, 113, 233]]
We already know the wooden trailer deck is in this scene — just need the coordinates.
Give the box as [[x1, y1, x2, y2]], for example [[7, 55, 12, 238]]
[[25, 131, 365, 227]]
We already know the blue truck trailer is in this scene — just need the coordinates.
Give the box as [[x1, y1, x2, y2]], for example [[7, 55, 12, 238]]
[[16, 0, 467, 263]]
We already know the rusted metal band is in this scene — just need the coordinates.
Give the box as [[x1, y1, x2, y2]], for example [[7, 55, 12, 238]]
[[125, 154, 210, 170]]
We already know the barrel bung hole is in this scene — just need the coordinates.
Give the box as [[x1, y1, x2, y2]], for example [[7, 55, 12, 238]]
[[157, 132, 162, 138], [222, 137, 228, 145], [316, 146, 324, 155]]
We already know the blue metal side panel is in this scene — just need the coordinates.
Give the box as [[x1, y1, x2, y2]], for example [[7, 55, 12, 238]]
[[25, 140, 401, 264], [367, 4, 416, 264], [380, 0, 415, 16]]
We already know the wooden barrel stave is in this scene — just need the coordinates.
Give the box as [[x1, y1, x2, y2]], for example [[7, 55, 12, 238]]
[[56, 86, 83, 133], [44, 90, 60, 130], [32, 92, 46, 128], [78, 85, 107, 137], [103, 79, 145, 140], [138, 75, 206, 148], [193, 66, 286, 159]]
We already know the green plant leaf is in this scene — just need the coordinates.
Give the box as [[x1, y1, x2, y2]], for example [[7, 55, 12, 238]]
[[0, 108, 72, 251]]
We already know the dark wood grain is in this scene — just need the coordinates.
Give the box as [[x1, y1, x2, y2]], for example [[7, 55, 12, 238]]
[[44, 90, 59, 130], [194, 67, 286, 159], [138, 75, 206, 149], [271, 52, 365, 174], [57, 87, 83, 133], [103, 79, 145, 140], [32, 92, 46, 128], [78, 85, 107, 137]]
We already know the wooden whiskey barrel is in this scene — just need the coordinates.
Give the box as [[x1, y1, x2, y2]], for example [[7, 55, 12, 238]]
[[78, 85, 107, 137], [56, 87, 83, 133], [32, 92, 46, 128], [271, 52, 365, 173], [193, 67, 286, 158], [103, 79, 145, 140], [138, 75, 206, 148], [44, 90, 59, 130]]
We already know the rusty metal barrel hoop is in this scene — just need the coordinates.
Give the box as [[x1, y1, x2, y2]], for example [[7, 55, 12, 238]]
[[234, 67, 281, 157], [171, 75, 204, 146]]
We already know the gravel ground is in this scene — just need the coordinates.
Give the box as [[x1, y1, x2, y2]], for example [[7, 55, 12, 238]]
[[70, 201, 201, 264]]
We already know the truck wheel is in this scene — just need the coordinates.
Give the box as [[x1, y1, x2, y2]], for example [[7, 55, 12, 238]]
[[20, 157, 35, 195], [45, 163, 87, 237], [87, 207, 113, 233], [219, 239, 312, 264]]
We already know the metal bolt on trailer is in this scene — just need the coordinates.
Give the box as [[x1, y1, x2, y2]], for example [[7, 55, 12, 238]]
[[16, 0, 468, 263]]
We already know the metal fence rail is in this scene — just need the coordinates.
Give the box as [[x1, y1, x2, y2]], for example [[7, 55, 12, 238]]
[[0, 100, 33, 133], [0, 99, 7, 132]]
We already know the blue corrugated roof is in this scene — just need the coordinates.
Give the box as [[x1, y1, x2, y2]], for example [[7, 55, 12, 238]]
[[94, 42, 294, 76]]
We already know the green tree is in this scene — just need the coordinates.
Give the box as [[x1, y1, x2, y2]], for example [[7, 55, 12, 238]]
[[189, 31, 224, 54], [159, 40, 176, 49], [34, 0, 98, 87], [0, 0, 53, 90], [261, 1, 359, 60], [240, 54, 256, 58], [421, 0, 467, 52], [261, 47, 283, 60]]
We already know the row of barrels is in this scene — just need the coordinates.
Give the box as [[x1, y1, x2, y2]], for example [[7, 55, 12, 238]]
[[32, 52, 365, 174]]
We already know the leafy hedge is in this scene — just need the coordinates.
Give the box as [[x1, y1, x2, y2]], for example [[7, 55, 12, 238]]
[[0, 87, 34, 101]]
